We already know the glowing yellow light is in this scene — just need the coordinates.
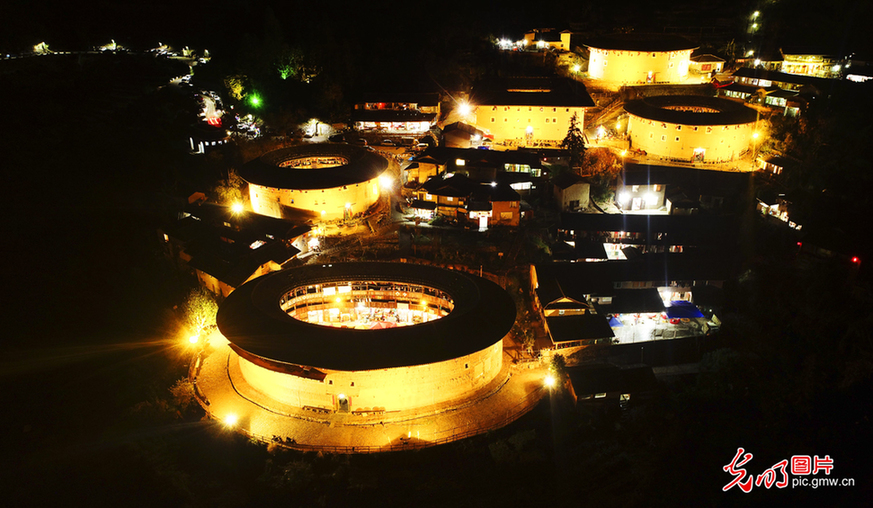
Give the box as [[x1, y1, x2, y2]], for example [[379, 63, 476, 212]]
[[188, 335, 199, 344], [321, 210, 326, 216], [231, 202, 244, 214], [335, 297, 341, 303], [338, 393, 346, 400], [379, 175, 393, 189], [544, 375, 557, 388], [573, 64, 581, 73], [752, 132, 759, 139], [345, 202, 351, 209], [620, 150, 628, 157], [457, 101, 472, 116], [224, 414, 239, 427], [615, 121, 621, 129]]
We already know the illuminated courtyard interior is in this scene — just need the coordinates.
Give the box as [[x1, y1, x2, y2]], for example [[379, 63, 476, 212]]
[[278, 156, 348, 168], [280, 281, 454, 328]]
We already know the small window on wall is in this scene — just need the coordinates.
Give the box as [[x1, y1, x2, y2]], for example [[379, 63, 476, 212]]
[[652, 53, 657, 58], [491, 118, 495, 122], [675, 136, 680, 142], [553, 117, 557, 122], [661, 135, 666, 141], [504, 118, 508, 122], [632, 185, 639, 192], [465, 363, 469, 369], [546, 118, 550, 123], [539, 107, 543, 112], [351, 382, 355, 387], [604, 60, 608, 66], [649, 133, 654, 139]]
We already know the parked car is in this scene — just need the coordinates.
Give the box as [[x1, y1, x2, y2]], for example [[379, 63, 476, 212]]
[[380, 139, 396, 146]]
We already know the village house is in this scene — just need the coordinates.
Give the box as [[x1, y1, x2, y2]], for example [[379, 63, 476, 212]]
[[158, 200, 311, 298], [351, 92, 440, 134], [469, 76, 594, 147]]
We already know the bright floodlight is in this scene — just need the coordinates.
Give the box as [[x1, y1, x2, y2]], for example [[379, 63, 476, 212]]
[[231, 202, 244, 214], [457, 102, 472, 116], [249, 94, 261, 107], [379, 175, 393, 189], [752, 132, 759, 139], [573, 64, 581, 73], [224, 413, 239, 427], [544, 375, 557, 388], [188, 335, 199, 344]]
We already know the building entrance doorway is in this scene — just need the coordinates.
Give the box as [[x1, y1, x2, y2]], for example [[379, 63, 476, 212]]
[[337, 394, 350, 413]]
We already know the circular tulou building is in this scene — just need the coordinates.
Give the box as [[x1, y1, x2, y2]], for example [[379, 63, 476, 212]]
[[240, 144, 389, 221], [216, 262, 517, 414], [585, 34, 697, 84], [624, 95, 758, 162]]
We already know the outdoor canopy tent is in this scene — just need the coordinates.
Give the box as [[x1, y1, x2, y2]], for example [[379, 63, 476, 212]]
[[665, 300, 704, 319]]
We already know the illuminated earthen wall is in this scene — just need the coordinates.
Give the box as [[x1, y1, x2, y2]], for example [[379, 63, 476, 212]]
[[248, 176, 382, 221], [588, 48, 692, 84], [627, 114, 755, 162], [474, 105, 586, 144], [237, 340, 503, 412]]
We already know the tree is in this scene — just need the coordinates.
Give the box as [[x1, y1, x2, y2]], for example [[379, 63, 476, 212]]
[[581, 147, 621, 204], [561, 113, 586, 169], [212, 167, 245, 205], [183, 288, 218, 336], [223, 75, 247, 101]]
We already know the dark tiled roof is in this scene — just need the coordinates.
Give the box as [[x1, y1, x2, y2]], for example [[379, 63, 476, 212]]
[[691, 54, 725, 63], [624, 95, 757, 126], [471, 77, 595, 107], [240, 144, 388, 190], [546, 314, 614, 343], [216, 262, 517, 371], [731, 67, 834, 89], [559, 212, 736, 245], [620, 163, 753, 196], [412, 146, 543, 171], [534, 254, 734, 304], [584, 33, 697, 52], [410, 199, 436, 210]]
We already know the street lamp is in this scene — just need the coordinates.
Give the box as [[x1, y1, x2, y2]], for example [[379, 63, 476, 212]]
[[224, 413, 239, 427], [457, 101, 472, 117], [231, 202, 244, 214], [544, 374, 557, 389]]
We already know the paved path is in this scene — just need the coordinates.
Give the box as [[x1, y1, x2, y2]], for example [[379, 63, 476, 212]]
[[193, 335, 548, 453]]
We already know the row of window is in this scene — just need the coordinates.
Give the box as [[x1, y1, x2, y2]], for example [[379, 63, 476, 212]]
[[491, 106, 572, 112], [647, 132, 734, 144], [490, 117, 559, 123]]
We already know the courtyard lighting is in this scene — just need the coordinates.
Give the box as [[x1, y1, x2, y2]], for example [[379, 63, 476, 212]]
[[618, 192, 630, 204], [231, 202, 244, 214], [224, 413, 239, 427], [544, 374, 557, 389], [379, 175, 393, 189], [573, 64, 581, 73], [457, 101, 472, 117], [188, 334, 199, 344]]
